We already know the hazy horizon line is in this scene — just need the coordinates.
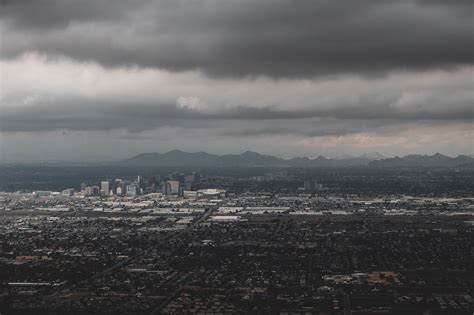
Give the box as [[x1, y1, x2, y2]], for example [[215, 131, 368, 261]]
[[1, 149, 473, 164]]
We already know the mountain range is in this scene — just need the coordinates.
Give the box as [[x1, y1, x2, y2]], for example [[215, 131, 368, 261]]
[[369, 153, 474, 168], [121, 150, 474, 168]]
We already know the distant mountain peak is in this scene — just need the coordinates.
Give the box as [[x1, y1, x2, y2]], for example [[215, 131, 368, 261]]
[[358, 152, 387, 160], [241, 150, 261, 156], [370, 153, 473, 168]]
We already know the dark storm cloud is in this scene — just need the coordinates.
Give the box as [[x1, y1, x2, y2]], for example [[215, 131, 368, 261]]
[[1, 93, 472, 134], [1, 0, 472, 78], [0, 0, 140, 29]]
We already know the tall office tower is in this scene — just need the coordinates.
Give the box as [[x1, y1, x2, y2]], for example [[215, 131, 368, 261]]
[[162, 181, 172, 195], [121, 181, 127, 196], [163, 180, 179, 195], [185, 174, 195, 190], [126, 184, 138, 197], [137, 176, 143, 190], [168, 180, 180, 194], [116, 186, 123, 196], [114, 179, 123, 193], [92, 186, 100, 196], [177, 173, 186, 184], [185, 181, 193, 191], [85, 186, 93, 196], [100, 181, 110, 196]]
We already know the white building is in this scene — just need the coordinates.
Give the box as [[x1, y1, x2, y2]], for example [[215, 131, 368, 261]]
[[100, 181, 110, 196]]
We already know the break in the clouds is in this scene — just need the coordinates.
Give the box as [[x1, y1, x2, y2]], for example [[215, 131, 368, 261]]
[[0, 0, 473, 160]]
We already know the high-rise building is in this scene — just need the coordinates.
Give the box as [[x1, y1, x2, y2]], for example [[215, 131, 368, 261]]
[[92, 186, 100, 196], [100, 181, 110, 196], [114, 179, 123, 194], [185, 182, 193, 191], [162, 181, 172, 195], [168, 180, 179, 194], [126, 184, 138, 197], [84, 186, 92, 196], [185, 174, 195, 190], [162, 180, 179, 195], [137, 176, 143, 190], [177, 173, 185, 184]]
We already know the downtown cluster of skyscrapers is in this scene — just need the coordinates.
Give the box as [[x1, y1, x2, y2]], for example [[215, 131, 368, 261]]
[[81, 172, 202, 198]]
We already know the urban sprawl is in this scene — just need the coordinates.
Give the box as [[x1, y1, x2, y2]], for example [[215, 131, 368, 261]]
[[0, 169, 473, 314]]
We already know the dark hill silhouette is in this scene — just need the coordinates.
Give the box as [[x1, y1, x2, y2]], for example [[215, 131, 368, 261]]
[[122, 151, 473, 168]]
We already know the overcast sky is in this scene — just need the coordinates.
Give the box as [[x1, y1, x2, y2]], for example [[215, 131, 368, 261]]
[[0, 0, 473, 161]]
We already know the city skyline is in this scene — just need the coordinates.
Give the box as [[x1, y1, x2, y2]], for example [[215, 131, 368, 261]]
[[1, 0, 473, 161]]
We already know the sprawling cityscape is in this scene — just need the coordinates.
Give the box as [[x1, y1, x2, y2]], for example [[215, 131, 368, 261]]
[[0, 161, 473, 314], [1, 0, 473, 313]]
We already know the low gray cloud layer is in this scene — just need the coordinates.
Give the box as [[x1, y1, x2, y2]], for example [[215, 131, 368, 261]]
[[1, 0, 472, 78], [1, 91, 472, 134], [0, 0, 472, 160]]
